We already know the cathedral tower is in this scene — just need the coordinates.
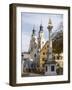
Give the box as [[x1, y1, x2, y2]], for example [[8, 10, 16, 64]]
[[37, 23, 46, 72], [28, 26, 38, 69], [29, 26, 37, 52], [38, 24, 45, 50]]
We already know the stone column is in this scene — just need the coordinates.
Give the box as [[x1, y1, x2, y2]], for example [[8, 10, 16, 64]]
[[45, 18, 56, 76]]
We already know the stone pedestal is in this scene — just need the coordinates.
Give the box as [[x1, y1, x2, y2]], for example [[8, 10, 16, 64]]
[[45, 62, 56, 76]]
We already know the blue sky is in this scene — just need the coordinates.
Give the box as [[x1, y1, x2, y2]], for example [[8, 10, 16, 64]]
[[21, 12, 63, 52]]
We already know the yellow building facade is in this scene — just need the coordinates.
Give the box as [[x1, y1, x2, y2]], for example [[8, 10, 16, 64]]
[[39, 41, 49, 72]]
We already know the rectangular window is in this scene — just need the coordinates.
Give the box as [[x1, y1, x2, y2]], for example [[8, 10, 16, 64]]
[[46, 66, 47, 71], [51, 65, 55, 71]]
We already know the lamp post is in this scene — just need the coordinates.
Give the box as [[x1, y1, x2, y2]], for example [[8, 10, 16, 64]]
[[45, 18, 56, 76]]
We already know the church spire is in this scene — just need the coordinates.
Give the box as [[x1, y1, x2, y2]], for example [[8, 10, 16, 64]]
[[32, 25, 36, 37], [38, 22, 45, 49], [39, 24, 43, 32], [39, 18, 43, 33]]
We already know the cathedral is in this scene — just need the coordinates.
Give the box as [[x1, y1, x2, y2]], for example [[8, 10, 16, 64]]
[[28, 23, 47, 72]]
